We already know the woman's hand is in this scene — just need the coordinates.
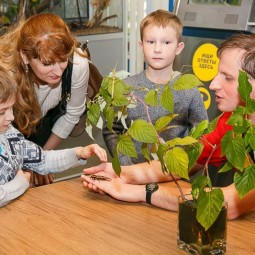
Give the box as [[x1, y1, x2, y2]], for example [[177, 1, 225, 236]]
[[76, 144, 107, 162]]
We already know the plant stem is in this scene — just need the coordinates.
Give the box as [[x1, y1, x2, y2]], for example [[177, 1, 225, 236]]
[[200, 138, 219, 189]]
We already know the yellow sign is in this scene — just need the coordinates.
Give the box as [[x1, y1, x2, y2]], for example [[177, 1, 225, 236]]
[[199, 87, 211, 110], [192, 43, 219, 82]]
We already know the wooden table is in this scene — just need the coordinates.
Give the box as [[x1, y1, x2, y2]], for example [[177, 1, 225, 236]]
[[0, 178, 254, 255]]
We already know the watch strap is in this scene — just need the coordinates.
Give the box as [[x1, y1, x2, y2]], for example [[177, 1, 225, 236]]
[[145, 183, 159, 204], [146, 191, 153, 204]]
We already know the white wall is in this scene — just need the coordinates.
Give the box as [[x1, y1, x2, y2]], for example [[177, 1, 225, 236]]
[[146, 0, 170, 14], [128, 0, 170, 75]]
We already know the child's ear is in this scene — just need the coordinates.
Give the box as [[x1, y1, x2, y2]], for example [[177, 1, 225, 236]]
[[138, 41, 143, 49], [176, 42, 185, 56]]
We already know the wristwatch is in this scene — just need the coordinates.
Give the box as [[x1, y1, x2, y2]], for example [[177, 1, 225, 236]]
[[145, 183, 159, 204]]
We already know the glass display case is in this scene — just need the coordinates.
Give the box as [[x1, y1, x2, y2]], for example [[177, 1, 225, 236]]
[[190, 0, 242, 5], [56, 0, 89, 21], [0, 0, 123, 36], [175, 0, 255, 31], [55, 0, 123, 36]]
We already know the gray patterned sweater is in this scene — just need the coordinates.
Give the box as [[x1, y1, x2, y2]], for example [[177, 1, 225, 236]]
[[0, 125, 81, 207], [103, 71, 208, 165]]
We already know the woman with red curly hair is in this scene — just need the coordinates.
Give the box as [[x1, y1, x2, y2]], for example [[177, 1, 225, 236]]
[[0, 13, 89, 185]]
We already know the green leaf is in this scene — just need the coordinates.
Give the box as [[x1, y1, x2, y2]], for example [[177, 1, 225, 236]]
[[154, 114, 175, 132], [144, 90, 158, 106], [233, 105, 246, 115], [244, 131, 251, 147], [191, 175, 209, 200], [190, 120, 209, 139], [238, 70, 252, 103], [221, 131, 232, 156], [207, 115, 220, 133], [167, 136, 198, 148], [172, 74, 203, 90], [112, 148, 121, 176], [157, 143, 168, 173], [128, 119, 158, 143], [246, 98, 255, 114], [227, 112, 244, 126], [101, 77, 111, 90], [164, 147, 189, 180], [187, 143, 204, 169], [160, 86, 174, 112], [196, 189, 224, 230], [99, 87, 111, 103], [192, 175, 210, 190], [87, 103, 101, 126], [225, 136, 246, 170], [218, 161, 233, 173], [112, 95, 130, 107], [234, 165, 255, 198], [117, 135, 138, 158], [108, 77, 128, 97], [141, 143, 151, 162], [104, 106, 114, 131], [157, 143, 168, 161], [248, 130, 255, 151], [233, 120, 250, 134], [156, 125, 179, 134]]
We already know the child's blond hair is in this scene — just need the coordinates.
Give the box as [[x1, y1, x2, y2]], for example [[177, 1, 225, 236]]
[[140, 9, 183, 43], [0, 66, 17, 103]]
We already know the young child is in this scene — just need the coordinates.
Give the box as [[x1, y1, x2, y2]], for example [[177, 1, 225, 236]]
[[103, 9, 208, 165], [0, 67, 107, 207]]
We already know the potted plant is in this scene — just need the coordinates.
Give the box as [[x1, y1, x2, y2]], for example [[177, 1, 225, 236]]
[[85, 70, 255, 255]]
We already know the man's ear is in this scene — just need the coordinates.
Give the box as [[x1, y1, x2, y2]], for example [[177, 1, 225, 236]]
[[20, 51, 28, 64], [176, 42, 185, 56]]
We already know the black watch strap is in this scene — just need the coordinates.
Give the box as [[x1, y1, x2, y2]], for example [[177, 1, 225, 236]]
[[145, 183, 159, 204], [146, 191, 153, 204]]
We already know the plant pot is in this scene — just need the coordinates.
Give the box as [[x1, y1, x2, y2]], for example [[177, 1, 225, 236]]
[[177, 194, 227, 255]]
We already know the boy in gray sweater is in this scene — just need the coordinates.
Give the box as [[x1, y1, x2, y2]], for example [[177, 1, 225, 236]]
[[103, 10, 208, 165]]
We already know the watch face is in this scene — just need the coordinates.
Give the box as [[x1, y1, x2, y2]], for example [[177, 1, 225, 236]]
[[146, 183, 159, 192]]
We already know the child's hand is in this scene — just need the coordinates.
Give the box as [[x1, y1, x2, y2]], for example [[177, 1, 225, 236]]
[[17, 170, 31, 183], [76, 144, 107, 162]]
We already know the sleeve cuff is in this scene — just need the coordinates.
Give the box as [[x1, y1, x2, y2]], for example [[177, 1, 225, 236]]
[[78, 158, 87, 165]]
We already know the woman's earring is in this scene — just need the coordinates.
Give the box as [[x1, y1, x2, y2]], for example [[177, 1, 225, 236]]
[[25, 62, 29, 73]]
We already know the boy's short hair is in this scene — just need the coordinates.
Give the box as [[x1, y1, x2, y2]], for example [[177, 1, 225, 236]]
[[140, 9, 183, 42], [0, 66, 17, 103]]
